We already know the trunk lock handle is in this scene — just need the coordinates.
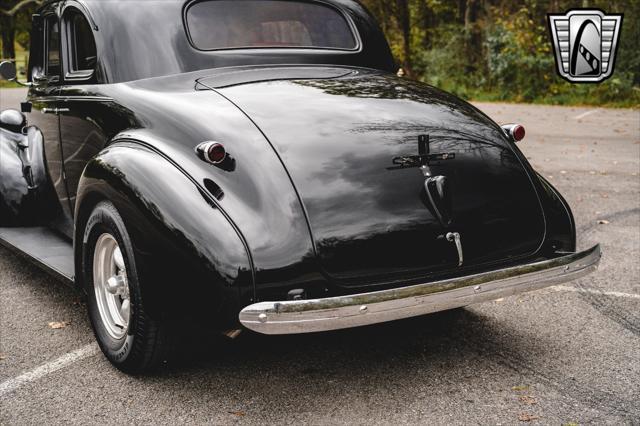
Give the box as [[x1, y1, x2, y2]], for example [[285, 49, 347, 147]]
[[446, 232, 464, 266]]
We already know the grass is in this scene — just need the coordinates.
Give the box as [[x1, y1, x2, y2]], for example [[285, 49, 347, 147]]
[[0, 80, 22, 88], [429, 75, 640, 109], [469, 89, 640, 109]]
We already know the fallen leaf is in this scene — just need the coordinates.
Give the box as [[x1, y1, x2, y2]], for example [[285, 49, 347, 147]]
[[519, 413, 540, 422], [512, 385, 530, 391], [48, 321, 70, 329], [495, 298, 505, 303], [519, 395, 538, 405], [228, 411, 246, 417], [597, 219, 610, 225]]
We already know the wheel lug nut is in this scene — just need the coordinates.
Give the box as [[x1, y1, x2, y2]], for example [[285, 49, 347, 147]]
[[106, 275, 126, 295]]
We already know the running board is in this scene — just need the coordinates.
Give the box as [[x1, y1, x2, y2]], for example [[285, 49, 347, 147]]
[[0, 227, 74, 285]]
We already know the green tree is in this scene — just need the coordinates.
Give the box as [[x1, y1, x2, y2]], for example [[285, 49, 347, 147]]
[[0, 0, 41, 59], [361, 0, 639, 106]]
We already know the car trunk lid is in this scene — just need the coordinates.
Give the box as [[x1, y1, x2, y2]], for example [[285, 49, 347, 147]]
[[200, 67, 546, 286]]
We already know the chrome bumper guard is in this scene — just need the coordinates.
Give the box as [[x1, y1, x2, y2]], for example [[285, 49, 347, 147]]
[[239, 245, 601, 335]]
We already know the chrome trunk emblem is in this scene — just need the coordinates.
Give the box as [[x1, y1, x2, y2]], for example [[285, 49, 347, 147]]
[[387, 134, 455, 172]]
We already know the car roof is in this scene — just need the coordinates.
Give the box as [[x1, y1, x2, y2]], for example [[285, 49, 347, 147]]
[[41, 0, 396, 83]]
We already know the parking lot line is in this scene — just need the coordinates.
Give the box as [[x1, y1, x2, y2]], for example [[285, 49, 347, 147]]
[[552, 285, 640, 300], [0, 343, 99, 398]]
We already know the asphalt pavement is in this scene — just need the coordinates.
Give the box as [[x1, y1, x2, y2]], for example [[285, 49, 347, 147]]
[[1, 87, 639, 424]]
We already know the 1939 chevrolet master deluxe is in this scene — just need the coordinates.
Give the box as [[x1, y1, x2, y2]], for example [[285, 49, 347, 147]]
[[0, 0, 600, 373]]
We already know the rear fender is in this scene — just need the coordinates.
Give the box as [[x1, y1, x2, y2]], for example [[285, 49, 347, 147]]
[[536, 173, 576, 253], [74, 141, 253, 327]]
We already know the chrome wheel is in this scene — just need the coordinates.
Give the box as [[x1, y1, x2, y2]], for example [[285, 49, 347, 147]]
[[93, 233, 130, 339]]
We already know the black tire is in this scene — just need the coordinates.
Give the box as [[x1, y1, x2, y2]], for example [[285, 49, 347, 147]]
[[82, 201, 173, 374]]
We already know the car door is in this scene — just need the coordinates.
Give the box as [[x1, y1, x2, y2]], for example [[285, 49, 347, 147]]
[[26, 5, 74, 235], [57, 5, 108, 215]]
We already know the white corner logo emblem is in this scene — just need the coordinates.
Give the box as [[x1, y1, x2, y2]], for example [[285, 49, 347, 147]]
[[548, 9, 623, 83]]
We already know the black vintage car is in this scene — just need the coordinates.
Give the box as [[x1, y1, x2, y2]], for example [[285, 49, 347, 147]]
[[0, 0, 600, 374]]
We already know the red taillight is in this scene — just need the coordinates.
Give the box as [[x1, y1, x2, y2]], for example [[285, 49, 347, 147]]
[[501, 124, 526, 142], [512, 124, 525, 142], [196, 141, 227, 164], [206, 143, 226, 164]]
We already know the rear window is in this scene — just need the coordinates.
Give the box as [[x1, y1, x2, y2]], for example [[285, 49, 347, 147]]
[[185, 0, 358, 51]]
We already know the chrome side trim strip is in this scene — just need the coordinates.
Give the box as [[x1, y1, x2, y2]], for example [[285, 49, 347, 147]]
[[239, 245, 601, 335], [30, 96, 114, 103]]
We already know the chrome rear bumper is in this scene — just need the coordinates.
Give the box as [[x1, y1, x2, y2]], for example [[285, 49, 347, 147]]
[[239, 245, 601, 335]]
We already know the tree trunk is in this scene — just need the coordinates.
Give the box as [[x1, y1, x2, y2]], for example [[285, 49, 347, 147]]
[[0, 14, 16, 60], [464, 0, 478, 30], [464, 0, 481, 74], [396, 0, 411, 76], [420, 0, 434, 50], [458, 0, 466, 24]]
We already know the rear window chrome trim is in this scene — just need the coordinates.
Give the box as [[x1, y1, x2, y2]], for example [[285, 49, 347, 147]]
[[60, 4, 97, 84], [60, 0, 99, 31], [182, 0, 363, 53], [64, 70, 95, 81]]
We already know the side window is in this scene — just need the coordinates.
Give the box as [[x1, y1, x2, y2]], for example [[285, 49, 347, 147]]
[[45, 16, 61, 79], [67, 11, 96, 73], [63, 9, 97, 81]]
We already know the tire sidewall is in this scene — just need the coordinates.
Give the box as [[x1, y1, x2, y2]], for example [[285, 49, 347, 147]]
[[82, 201, 139, 366]]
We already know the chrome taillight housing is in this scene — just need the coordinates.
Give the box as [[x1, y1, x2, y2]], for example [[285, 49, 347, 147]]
[[501, 124, 526, 142], [196, 141, 227, 164]]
